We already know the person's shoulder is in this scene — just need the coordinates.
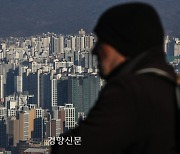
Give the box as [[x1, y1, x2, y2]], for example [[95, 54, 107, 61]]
[[100, 74, 138, 98], [106, 73, 140, 88], [102, 73, 152, 97]]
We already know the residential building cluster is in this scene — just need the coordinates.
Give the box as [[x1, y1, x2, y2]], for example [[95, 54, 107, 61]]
[[0, 29, 103, 154], [165, 35, 180, 72]]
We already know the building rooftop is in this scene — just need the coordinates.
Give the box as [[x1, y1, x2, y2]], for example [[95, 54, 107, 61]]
[[24, 148, 48, 153]]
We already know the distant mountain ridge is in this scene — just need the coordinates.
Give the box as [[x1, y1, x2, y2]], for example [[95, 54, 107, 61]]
[[0, 0, 179, 37]]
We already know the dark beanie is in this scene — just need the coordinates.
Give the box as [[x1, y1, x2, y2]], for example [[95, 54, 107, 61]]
[[94, 2, 164, 57]]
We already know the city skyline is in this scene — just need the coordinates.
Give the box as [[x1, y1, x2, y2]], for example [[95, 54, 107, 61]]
[[0, 29, 102, 153]]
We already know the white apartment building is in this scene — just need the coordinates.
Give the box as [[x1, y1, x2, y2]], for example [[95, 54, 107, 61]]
[[64, 104, 75, 129]]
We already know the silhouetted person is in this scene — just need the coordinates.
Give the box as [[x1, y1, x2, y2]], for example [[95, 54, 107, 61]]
[[51, 2, 179, 154]]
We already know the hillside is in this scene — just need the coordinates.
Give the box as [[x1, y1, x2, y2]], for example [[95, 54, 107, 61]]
[[0, 0, 179, 37]]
